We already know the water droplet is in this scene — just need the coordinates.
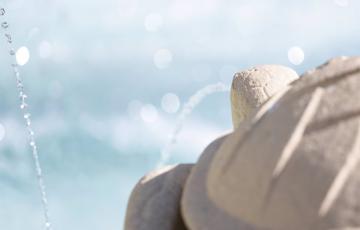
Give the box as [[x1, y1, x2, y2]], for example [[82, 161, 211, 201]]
[[2, 15, 53, 228], [1, 22, 8, 29], [288, 46, 305, 65], [9, 49, 15, 55], [20, 103, 28, 109], [45, 222, 51, 228], [16, 46, 30, 66], [5, 33, 12, 43], [20, 93, 28, 99]]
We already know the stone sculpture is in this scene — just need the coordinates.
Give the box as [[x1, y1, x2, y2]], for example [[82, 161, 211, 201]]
[[124, 57, 360, 230]]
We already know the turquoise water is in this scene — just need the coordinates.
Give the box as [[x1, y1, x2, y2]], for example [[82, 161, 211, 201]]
[[0, 0, 360, 229]]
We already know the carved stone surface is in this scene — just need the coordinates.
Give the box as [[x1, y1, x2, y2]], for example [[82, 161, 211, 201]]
[[182, 135, 262, 230], [124, 57, 360, 230], [208, 57, 360, 230], [231, 65, 298, 128], [125, 164, 192, 230]]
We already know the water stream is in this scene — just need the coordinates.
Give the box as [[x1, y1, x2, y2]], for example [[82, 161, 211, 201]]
[[0, 7, 52, 230]]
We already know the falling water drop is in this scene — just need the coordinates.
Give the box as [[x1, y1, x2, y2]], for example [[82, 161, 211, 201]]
[[5, 33, 12, 43], [20, 103, 28, 109], [0, 13, 52, 230], [19, 92, 28, 99], [24, 113, 31, 125], [45, 222, 51, 229], [29, 129, 35, 136], [1, 21, 9, 29]]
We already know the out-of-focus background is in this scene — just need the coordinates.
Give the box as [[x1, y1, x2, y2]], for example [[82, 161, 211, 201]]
[[0, 0, 359, 229]]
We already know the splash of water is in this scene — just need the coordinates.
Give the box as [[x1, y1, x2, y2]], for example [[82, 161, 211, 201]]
[[1, 8, 52, 230], [157, 82, 230, 168]]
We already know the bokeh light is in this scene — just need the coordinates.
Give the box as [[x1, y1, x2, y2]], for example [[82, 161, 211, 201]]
[[161, 93, 180, 114], [38, 41, 53, 59], [16, 46, 30, 66], [153, 49, 173, 69], [140, 104, 159, 123], [288, 46, 305, 65]]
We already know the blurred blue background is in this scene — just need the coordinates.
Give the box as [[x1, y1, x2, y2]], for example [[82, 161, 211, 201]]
[[0, 0, 359, 229]]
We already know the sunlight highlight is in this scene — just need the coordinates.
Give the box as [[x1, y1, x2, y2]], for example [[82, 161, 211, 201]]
[[16, 46, 30, 66], [288, 46, 304, 65]]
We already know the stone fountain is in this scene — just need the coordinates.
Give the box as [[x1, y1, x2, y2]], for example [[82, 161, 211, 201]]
[[124, 57, 360, 230]]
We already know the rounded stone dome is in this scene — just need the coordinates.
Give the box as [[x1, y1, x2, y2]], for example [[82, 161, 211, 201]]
[[231, 65, 298, 128], [208, 57, 360, 230]]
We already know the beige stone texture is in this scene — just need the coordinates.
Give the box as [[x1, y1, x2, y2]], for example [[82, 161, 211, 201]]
[[231, 65, 298, 128], [182, 135, 264, 230], [208, 57, 360, 230], [125, 164, 193, 230]]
